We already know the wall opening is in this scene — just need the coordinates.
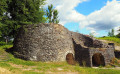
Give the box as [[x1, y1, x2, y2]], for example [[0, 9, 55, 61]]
[[92, 53, 105, 66], [66, 53, 75, 65]]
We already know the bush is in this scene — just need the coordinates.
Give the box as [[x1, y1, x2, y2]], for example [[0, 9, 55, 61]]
[[0, 41, 13, 46], [116, 34, 120, 38]]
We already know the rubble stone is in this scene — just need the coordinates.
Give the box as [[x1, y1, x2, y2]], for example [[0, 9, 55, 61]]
[[13, 23, 115, 67]]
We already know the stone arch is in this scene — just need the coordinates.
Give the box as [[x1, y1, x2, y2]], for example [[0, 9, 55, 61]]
[[92, 53, 105, 66], [66, 53, 75, 65]]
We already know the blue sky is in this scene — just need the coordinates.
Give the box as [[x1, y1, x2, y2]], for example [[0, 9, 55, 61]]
[[46, 0, 120, 37], [75, 0, 108, 15], [64, 0, 110, 37]]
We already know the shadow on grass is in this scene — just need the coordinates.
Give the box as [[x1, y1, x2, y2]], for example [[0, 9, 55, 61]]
[[5, 47, 14, 55]]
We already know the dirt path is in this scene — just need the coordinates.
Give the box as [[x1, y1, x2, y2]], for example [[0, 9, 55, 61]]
[[0, 67, 11, 74], [46, 72, 79, 74], [93, 67, 120, 70]]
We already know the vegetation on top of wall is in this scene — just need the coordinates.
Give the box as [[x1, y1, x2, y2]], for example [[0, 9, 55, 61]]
[[97, 37, 120, 45]]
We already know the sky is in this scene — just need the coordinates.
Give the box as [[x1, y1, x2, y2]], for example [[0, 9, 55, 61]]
[[45, 0, 120, 37]]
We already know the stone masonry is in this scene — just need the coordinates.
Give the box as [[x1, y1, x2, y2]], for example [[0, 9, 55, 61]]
[[13, 23, 115, 67]]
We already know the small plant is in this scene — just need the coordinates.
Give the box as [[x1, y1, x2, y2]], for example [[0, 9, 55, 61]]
[[82, 60, 86, 67], [105, 65, 112, 68], [99, 65, 103, 68], [110, 58, 120, 67]]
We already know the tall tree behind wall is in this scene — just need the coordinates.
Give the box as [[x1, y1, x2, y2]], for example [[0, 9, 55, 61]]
[[116, 27, 120, 38], [108, 29, 115, 37], [46, 4, 59, 24], [0, 0, 10, 43], [6, 0, 46, 37], [0, 0, 46, 43]]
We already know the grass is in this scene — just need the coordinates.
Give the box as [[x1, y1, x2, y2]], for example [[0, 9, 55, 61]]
[[97, 37, 120, 45], [0, 42, 120, 74]]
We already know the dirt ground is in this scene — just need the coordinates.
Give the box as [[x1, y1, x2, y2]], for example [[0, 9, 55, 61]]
[[0, 67, 11, 74]]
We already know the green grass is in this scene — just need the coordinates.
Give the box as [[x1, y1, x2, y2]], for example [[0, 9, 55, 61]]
[[97, 37, 120, 45], [0, 43, 120, 74]]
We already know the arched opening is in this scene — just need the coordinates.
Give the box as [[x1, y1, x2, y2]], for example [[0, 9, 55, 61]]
[[92, 53, 105, 66], [66, 53, 75, 65]]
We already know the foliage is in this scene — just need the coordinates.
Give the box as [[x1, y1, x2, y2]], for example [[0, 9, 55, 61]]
[[97, 37, 120, 43], [110, 58, 120, 67], [108, 29, 115, 37], [89, 32, 95, 37], [0, 0, 8, 36], [7, 0, 46, 24], [76, 30, 80, 33], [52, 9, 59, 23], [0, 0, 47, 42], [116, 33, 120, 38], [116, 27, 120, 38], [0, 0, 7, 21], [97, 37, 120, 45], [46, 4, 59, 24]]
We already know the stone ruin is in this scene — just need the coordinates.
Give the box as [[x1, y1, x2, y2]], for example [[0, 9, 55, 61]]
[[13, 23, 115, 67]]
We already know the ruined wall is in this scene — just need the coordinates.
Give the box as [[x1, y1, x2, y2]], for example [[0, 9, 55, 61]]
[[71, 32, 115, 67], [13, 23, 74, 61], [13, 23, 115, 67], [89, 47, 115, 67]]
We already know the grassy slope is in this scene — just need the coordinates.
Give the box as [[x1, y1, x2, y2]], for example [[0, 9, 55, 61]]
[[97, 37, 120, 45], [0, 42, 120, 74]]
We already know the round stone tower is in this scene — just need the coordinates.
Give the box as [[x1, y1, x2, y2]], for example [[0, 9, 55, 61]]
[[13, 23, 74, 61]]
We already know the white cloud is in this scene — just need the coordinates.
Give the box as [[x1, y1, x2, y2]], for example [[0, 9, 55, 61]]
[[80, 0, 120, 33], [45, 0, 87, 25], [46, 0, 120, 35]]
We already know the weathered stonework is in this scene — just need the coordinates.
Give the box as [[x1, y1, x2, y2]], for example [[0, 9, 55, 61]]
[[13, 23, 115, 67], [71, 32, 115, 67], [13, 23, 74, 62]]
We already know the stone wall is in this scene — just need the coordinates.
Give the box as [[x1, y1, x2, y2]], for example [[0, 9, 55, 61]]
[[13, 23, 74, 61], [13, 23, 115, 67], [71, 31, 115, 67]]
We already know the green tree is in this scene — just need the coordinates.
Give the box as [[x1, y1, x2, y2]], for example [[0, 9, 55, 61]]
[[0, 0, 46, 43], [89, 32, 95, 37], [46, 4, 59, 24], [108, 29, 114, 37], [0, 0, 10, 43], [5, 0, 46, 37], [46, 4, 53, 23], [52, 10, 59, 24], [7, 0, 46, 24], [116, 27, 120, 38], [0, 0, 7, 22]]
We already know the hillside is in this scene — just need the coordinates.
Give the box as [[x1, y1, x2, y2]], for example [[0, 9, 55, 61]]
[[97, 37, 120, 51], [0, 42, 120, 74]]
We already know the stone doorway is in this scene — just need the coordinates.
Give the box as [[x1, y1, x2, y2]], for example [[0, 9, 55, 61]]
[[92, 53, 105, 66], [66, 53, 75, 65]]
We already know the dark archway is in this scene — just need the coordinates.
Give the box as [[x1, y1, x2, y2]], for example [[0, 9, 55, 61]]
[[66, 53, 75, 65], [92, 53, 105, 66]]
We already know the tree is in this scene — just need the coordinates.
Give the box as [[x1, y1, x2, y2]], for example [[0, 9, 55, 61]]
[[0, 0, 47, 43], [46, 4, 59, 24], [0, 0, 11, 43], [0, 0, 7, 21], [116, 27, 120, 38], [5, 0, 46, 37], [89, 32, 95, 37], [7, 0, 46, 24], [46, 4, 53, 23], [52, 10, 59, 24], [108, 29, 114, 37], [76, 30, 80, 33]]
